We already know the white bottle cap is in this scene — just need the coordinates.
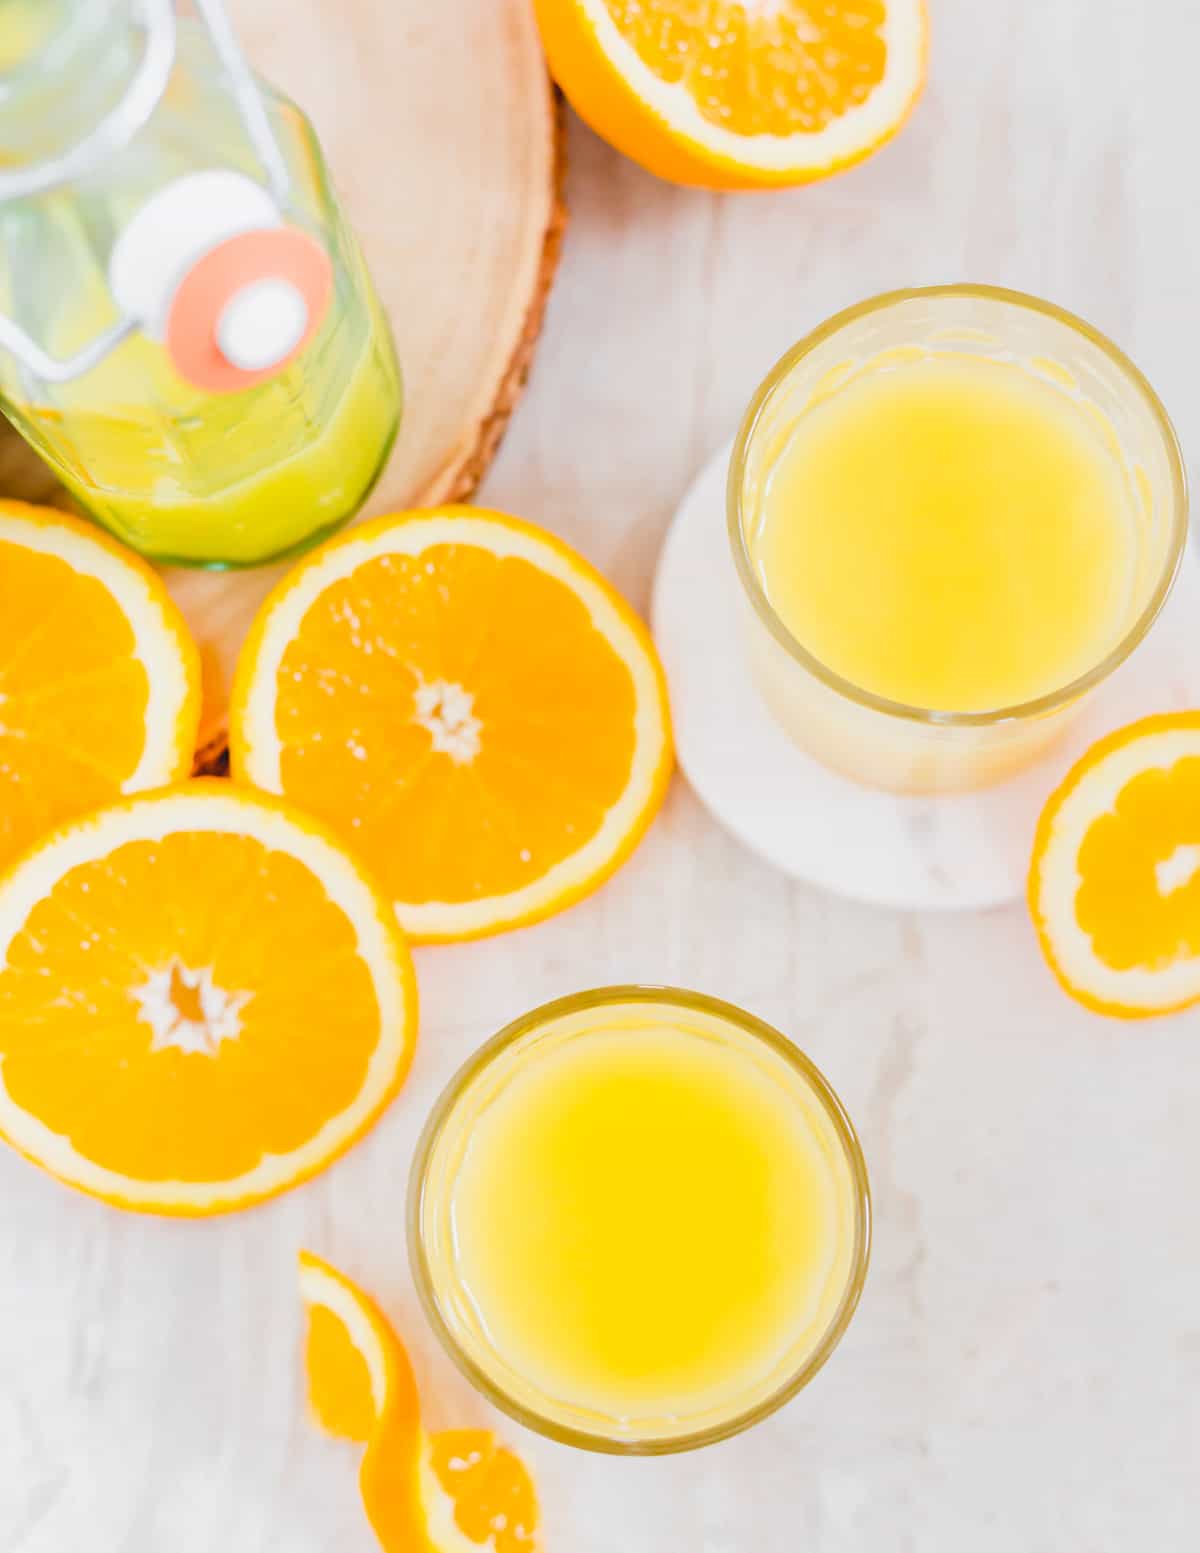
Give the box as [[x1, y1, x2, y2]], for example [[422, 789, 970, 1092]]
[[108, 169, 282, 339], [216, 277, 309, 372]]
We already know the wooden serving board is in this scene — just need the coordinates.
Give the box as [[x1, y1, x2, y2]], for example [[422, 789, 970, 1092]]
[[1, 0, 565, 767]]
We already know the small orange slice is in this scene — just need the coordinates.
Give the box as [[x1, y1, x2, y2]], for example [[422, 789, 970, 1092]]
[[0, 500, 200, 871], [231, 508, 672, 943], [0, 782, 417, 1213], [425, 1433, 540, 1553], [300, 1250, 435, 1552], [1029, 712, 1200, 1018], [299, 1251, 541, 1553], [533, 0, 927, 189]]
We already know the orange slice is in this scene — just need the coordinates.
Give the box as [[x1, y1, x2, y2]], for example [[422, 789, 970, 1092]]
[[1029, 712, 1200, 1018], [0, 500, 200, 872], [0, 782, 417, 1213], [231, 508, 672, 943], [533, 0, 927, 189], [299, 1250, 541, 1553], [425, 1432, 540, 1553]]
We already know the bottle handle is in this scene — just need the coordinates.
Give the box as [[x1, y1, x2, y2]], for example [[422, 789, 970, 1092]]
[[0, 0, 292, 383], [0, 315, 139, 386], [193, 0, 291, 208]]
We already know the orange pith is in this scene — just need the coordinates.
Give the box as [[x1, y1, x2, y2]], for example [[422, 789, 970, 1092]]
[[0, 783, 417, 1212], [605, 0, 888, 135], [429, 1431, 539, 1553], [274, 545, 635, 905], [0, 500, 200, 871], [300, 1251, 541, 1553]]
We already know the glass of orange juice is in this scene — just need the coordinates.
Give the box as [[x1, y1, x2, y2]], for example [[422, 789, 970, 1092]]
[[409, 987, 870, 1455], [729, 285, 1188, 793]]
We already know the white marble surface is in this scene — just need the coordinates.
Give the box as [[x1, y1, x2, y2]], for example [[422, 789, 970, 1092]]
[[3, 2, 1200, 1549]]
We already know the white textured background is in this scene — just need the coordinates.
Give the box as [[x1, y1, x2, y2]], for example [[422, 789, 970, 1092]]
[[3, 2, 1199, 1549]]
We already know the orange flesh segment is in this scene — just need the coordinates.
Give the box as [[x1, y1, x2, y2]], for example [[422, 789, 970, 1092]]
[[361, 1401, 433, 1553], [347, 1314, 430, 1553], [1076, 756, 1200, 971], [0, 539, 150, 865], [305, 1303, 377, 1442], [0, 831, 380, 1182], [603, 0, 889, 133], [429, 1431, 540, 1553], [275, 544, 637, 907]]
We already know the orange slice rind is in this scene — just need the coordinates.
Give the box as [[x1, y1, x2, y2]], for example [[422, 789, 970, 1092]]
[[533, 0, 928, 189], [231, 507, 672, 943], [299, 1251, 541, 1553], [1029, 711, 1200, 1018], [0, 782, 417, 1213], [299, 1250, 434, 1552], [0, 499, 200, 872]]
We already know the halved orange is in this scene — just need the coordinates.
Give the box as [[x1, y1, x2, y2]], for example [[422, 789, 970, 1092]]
[[231, 508, 673, 943], [0, 500, 200, 871], [300, 1250, 541, 1553], [1029, 712, 1200, 1018], [533, 0, 928, 189], [0, 783, 417, 1213]]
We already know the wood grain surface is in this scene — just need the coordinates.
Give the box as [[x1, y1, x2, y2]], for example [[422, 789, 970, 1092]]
[[168, 0, 565, 758], [2, 3, 1200, 1552]]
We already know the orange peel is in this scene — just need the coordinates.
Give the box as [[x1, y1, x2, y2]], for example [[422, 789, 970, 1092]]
[[299, 1251, 540, 1552]]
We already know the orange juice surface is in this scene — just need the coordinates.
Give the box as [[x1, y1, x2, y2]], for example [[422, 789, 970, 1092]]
[[748, 355, 1138, 711], [443, 1009, 862, 1426]]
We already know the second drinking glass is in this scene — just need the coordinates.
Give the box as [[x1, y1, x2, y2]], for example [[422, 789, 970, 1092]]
[[728, 285, 1187, 793]]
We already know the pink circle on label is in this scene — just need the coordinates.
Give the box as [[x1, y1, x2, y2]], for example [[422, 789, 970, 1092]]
[[165, 226, 334, 393]]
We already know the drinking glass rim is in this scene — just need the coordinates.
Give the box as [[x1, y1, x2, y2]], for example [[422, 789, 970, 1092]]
[[727, 283, 1189, 729], [407, 984, 872, 1456]]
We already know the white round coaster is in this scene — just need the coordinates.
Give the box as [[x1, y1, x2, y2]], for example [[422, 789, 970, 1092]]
[[652, 441, 1200, 911]]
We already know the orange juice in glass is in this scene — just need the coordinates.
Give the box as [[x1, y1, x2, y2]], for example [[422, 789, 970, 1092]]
[[729, 287, 1187, 793], [409, 987, 870, 1454]]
